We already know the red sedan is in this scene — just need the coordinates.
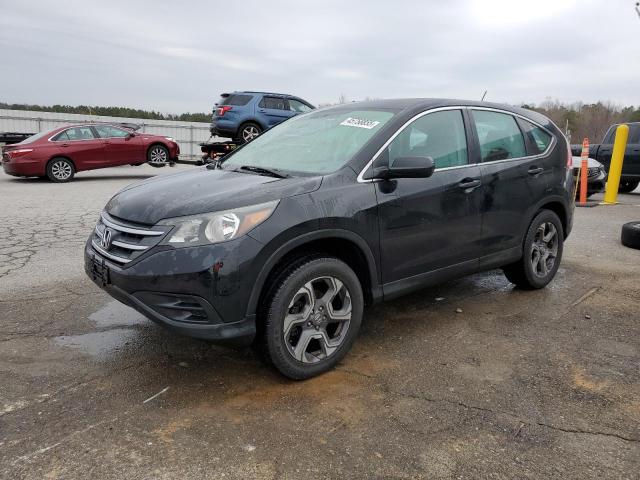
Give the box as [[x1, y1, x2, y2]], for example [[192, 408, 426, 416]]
[[1, 123, 180, 182]]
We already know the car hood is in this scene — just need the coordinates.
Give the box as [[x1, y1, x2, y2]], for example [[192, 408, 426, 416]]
[[105, 166, 322, 225], [571, 156, 602, 169]]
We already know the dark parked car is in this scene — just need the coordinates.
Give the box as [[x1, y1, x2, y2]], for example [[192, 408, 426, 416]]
[[572, 156, 607, 197], [86, 99, 575, 379], [2, 123, 179, 182], [210, 91, 315, 143], [571, 122, 640, 193]]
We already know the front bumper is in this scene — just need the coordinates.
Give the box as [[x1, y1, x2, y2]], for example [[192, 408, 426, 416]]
[[84, 235, 263, 345]]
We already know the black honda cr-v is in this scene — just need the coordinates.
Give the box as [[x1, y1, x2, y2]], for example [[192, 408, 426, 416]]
[[86, 99, 575, 379]]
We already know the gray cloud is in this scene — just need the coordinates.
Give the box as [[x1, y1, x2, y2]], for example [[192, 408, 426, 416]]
[[1, 0, 639, 112]]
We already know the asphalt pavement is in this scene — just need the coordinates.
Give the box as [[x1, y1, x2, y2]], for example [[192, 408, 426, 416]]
[[1, 165, 639, 479]]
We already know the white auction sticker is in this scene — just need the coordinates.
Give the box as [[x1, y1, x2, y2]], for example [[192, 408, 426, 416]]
[[340, 117, 381, 129]]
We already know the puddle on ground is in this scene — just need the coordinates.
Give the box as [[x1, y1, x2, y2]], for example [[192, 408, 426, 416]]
[[89, 300, 146, 328], [54, 328, 138, 358], [53, 301, 146, 359]]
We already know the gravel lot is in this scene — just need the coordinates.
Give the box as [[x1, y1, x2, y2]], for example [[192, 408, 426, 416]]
[[1, 165, 639, 479]]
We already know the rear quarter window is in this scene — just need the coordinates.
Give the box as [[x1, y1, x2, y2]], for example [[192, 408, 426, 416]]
[[219, 94, 253, 106], [519, 119, 552, 154]]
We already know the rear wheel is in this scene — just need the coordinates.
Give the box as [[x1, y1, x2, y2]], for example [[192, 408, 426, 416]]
[[618, 179, 639, 193], [46, 157, 75, 182], [147, 145, 169, 167], [260, 256, 363, 379], [236, 122, 261, 144], [503, 210, 564, 289]]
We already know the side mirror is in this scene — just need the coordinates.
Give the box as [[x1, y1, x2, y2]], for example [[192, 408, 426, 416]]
[[127, 131, 136, 138], [373, 156, 435, 180]]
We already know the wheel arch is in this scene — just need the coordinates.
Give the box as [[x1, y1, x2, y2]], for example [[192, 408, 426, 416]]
[[237, 120, 264, 136], [537, 200, 568, 239], [146, 142, 170, 158], [47, 155, 77, 172], [247, 229, 381, 320]]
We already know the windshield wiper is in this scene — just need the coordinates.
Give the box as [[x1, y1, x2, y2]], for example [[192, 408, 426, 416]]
[[234, 165, 290, 178]]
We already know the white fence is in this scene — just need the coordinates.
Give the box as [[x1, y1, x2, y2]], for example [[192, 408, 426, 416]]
[[0, 109, 223, 160]]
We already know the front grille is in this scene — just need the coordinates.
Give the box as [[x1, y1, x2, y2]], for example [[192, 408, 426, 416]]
[[91, 213, 168, 265]]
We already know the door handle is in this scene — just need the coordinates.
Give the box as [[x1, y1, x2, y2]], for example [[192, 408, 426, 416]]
[[458, 178, 481, 191], [258, 109, 266, 113], [61, 143, 69, 147], [528, 166, 544, 176]]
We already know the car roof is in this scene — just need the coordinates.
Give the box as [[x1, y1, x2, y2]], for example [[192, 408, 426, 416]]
[[326, 98, 552, 126], [52, 122, 141, 132], [231, 91, 299, 99]]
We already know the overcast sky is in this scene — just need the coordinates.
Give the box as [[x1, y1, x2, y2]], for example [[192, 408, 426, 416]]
[[1, 0, 639, 113]]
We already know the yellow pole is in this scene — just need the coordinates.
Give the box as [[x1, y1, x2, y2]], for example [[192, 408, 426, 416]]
[[602, 124, 629, 205]]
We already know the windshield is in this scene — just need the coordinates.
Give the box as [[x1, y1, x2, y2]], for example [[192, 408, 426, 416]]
[[222, 108, 395, 175]]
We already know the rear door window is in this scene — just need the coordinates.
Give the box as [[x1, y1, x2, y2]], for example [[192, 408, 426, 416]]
[[219, 94, 253, 106], [259, 96, 287, 110], [519, 119, 553, 154], [628, 125, 640, 144], [53, 127, 95, 141], [472, 110, 526, 162], [386, 109, 468, 169]]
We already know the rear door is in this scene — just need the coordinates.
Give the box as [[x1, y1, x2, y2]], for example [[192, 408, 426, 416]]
[[50, 126, 106, 170], [472, 109, 554, 260], [624, 124, 640, 177], [375, 108, 484, 289], [257, 96, 295, 127], [93, 125, 142, 165]]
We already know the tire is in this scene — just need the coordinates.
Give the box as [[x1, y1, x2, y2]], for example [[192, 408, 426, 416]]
[[618, 180, 639, 194], [502, 210, 564, 289], [260, 256, 363, 380], [236, 122, 262, 144], [621, 221, 640, 250], [147, 145, 169, 167], [46, 157, 75, 182]]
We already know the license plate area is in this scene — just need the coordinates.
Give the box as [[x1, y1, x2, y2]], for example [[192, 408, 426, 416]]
[[90, 254, 110, 286]]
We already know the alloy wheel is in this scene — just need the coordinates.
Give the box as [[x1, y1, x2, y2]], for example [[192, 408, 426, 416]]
[[51, 160, 72, 180], [242, 126, 260, 142], [530, 222, 558, 278], [283, 276, 352, 363], [149, 147, 168, 164]]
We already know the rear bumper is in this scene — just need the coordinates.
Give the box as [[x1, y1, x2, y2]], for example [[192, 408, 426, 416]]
[[210, 119, 237, 138], [1, 158, 44, 177]]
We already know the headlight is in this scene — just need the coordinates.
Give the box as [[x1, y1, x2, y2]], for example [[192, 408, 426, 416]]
[[157, 200, 278, 247]]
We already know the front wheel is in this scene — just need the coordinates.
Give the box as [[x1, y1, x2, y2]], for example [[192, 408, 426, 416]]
[[260, 256, 363, 380], [503, 210, 564, 289], [147, 145, 169, 167], [618, 180, 639, 193]]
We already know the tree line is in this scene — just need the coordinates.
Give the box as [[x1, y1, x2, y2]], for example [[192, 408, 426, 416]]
[[2, 99, 640, 143], [0, 102, 210, 123], [525, 100, 640, 144]]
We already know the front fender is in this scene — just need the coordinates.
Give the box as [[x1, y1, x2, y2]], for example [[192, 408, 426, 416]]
[[245, 228, 380, 318]]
